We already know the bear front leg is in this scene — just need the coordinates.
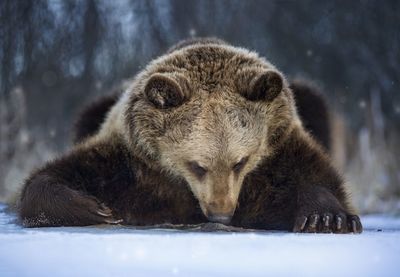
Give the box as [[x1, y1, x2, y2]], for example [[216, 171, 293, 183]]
[[293, 186, 362, 233], [269, 128, 363, 234], [20, 174, 121, 227], [18, 141, 131, 227]]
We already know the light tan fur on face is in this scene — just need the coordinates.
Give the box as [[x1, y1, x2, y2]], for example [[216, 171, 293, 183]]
[[158, 92, 270, 219]]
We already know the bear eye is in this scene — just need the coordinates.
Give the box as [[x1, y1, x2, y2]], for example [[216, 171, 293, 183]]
[[232, 156, 249, 173], [187, 161, 208, 180]]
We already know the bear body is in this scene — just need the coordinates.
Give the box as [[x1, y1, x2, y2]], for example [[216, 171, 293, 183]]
[[18, 39, 362, 233]]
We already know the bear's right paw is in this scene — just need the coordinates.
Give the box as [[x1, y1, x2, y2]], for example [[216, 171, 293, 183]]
[[293, 213, 362, 234]]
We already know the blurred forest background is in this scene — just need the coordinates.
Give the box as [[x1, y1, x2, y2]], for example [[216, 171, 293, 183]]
[[0, 0, 399, 213]]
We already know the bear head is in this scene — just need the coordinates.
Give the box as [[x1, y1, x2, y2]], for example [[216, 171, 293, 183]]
[[123, 42, 297, 224]]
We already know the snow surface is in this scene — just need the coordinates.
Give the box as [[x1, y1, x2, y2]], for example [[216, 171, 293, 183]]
[[0, 204, 400, 277]]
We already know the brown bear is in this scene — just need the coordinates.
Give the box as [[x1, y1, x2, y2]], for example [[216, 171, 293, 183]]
[[18, 38, 362, 233]]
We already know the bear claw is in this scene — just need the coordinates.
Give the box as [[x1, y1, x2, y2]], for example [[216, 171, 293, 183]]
[[95, 204, 122, 224], [335, 214, 344, 231], [97, 210, 112, 217], [322, 213, 333, 232], [293, 215, 308, 232], [104, 218, 123, 224], [308, 214, 320, 232]]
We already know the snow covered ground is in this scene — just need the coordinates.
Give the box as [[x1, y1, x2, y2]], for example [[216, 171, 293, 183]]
[[0, 203, 399, 277]]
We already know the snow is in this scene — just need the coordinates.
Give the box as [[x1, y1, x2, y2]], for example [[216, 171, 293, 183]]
[[0, 204, 400, 277]]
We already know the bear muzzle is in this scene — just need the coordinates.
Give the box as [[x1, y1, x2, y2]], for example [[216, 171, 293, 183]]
[[202, 199, 236, 225]]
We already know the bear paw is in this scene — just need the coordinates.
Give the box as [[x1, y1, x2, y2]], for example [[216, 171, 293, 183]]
[[21, 188, 123, 227], [293, 212, 362, 234], [66, 192, 124, 225]]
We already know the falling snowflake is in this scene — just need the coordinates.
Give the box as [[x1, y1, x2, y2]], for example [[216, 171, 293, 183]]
[[189, 28, 197, 37], [50, 129, 56, 138]]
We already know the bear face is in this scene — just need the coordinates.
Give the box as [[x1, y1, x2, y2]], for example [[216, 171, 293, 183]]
[[158, 97, 269, 223], [123, 43, 297, 223]]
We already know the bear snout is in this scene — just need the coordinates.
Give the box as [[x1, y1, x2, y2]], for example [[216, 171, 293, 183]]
[[207, 213, 233, 225], [203, 199, 235, 224]]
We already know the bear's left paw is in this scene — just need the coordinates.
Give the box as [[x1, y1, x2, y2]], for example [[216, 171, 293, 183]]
[[293, 212, 362, 234]]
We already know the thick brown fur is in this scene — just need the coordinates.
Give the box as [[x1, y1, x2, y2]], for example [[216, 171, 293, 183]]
[[290, 80, 331, 151], [73, 94, 119, 144], [18, 38, 362, 233], [72, 80, 332, 152]]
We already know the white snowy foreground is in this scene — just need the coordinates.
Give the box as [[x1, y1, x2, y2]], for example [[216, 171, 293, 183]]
[[0, 204, 399, 277]]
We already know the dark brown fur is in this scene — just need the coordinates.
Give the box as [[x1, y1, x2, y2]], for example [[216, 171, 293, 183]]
[[290, 80, 331, 151], [19, 136, 206, 227], [233, 128, 355, 232], [73, 94, 119, 144], [18, 38, 361, 233], [19, 127, 359, 232]]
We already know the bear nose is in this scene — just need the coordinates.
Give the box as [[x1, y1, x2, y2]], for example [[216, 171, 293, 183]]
[[207, 213, 232, 225]]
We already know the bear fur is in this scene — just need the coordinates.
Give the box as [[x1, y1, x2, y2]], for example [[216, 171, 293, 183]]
[[290, 79, 331, 151], [72, 94, 119, 144], [18, 38, 362, 233], [73, 79, 331, 152]]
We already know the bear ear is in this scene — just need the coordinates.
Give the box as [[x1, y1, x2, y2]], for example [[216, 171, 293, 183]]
[[144, 73, 186, 109], [245, 71, 283, 102]]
